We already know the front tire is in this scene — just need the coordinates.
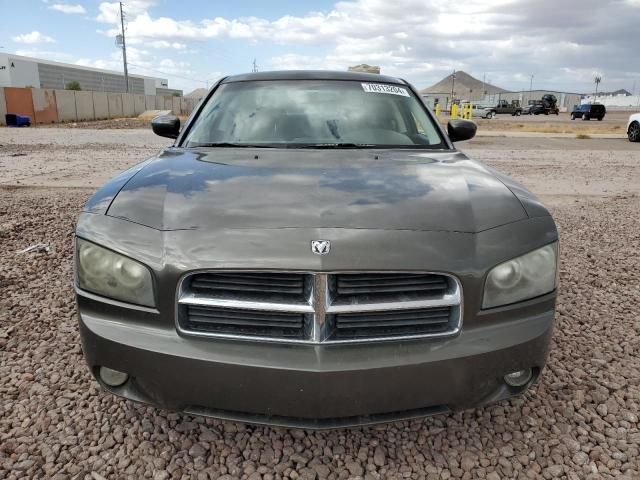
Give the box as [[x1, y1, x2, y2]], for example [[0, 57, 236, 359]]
[[582, 115, 590, 121], [515, 110, 521, 116], [571, 113, 576, 120], [597, 116, 603, 121], [628, 121, 640, 142]]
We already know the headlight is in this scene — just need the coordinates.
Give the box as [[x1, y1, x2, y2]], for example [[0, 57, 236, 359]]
[[483, 243, 558, 309], [76, 238, 155, 307]]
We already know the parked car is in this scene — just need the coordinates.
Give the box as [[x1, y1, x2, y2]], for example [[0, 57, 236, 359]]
[[75, 70, 559, 428], [628, 113, 640, 142], [523, 100, 544, 115], [472, 104, 495, 119], [571, 104, 606, 121], [490, 99, 522, 116], [523, 95, 559, 116]]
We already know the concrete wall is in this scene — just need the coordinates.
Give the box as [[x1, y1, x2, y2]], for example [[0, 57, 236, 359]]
[[133, 94, 146, 115], [1, 87, 197, 126], [32, 88, 58, 123], [107, 93, 124, 118], [75, 91, 95, 120], [145, 95, 155, 111], [0, 88, 6, 125], [54, 89, 76, 122], [93, 92, 109, 119], [122, 93, 135, 117], [172, 96, 181, 115]]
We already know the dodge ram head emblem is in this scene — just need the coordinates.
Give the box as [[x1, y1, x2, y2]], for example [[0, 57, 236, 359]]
[[311, 240, 331, 255]]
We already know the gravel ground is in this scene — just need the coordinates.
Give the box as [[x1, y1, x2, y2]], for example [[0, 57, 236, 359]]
[[1, 130, 639, 479]]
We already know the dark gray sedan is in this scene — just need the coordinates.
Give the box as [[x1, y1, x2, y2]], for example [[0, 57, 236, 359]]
[[75, 71, 559, 428]]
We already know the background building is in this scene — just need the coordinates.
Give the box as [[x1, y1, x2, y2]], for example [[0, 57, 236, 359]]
[[0, 53, 182, 96]]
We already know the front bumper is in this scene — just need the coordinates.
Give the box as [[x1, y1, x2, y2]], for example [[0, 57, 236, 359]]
[[78, 292, 555, 429]]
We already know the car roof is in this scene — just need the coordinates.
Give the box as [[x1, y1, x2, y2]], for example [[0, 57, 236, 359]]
[[221, 70, 406, 85]]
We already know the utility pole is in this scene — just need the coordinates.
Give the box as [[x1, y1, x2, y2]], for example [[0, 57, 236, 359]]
[[252, 58, 258, 73], [450, 70, 456, 112], [529, 74, 534, 103], [119, 2, 129, 93]]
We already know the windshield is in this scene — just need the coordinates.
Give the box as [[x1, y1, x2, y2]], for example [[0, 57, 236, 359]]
[[183, 80, 445, 148]]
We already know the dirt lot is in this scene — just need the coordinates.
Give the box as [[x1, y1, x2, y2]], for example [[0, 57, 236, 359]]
[[1, 127, 639, 479]]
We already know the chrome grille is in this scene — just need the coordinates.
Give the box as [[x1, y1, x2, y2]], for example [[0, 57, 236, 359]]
[[177, 271, 462, 344]]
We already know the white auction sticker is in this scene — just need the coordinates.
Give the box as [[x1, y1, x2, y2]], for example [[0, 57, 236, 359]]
[[361, 83, 410, 97]]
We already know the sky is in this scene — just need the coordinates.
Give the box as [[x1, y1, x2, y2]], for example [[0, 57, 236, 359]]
[[3, 0, 640, 95]]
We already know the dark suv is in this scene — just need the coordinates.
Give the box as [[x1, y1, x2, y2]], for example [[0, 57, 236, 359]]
[[571, 104, 606, 121]]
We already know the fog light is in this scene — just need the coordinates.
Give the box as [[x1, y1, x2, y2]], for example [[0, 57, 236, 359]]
[[99, 366, 129, 387], [504, 368, 532, 387]]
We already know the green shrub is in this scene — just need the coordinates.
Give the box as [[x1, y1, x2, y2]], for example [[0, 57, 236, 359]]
[[66, 81, 82, 91]]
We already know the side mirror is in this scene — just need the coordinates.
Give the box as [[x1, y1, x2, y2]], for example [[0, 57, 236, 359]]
[[447, 119, 477, 142], [151, 115, 180, 139]]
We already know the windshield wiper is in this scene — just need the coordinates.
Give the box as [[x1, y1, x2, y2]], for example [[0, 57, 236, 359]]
[[294, 143, 377, 149], [187, 142, 277, 148]]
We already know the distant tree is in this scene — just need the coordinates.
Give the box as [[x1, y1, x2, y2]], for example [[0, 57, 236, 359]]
[[66, 80, 82, 91], [172, 92, 181, 97]]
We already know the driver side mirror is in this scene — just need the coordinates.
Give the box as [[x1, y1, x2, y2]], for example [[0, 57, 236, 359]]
[[447, 119, 477, 142], [152, 115, 180, 139]]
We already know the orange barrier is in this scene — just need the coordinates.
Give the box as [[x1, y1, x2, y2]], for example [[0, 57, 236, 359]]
[[4, 87, 35, 121]]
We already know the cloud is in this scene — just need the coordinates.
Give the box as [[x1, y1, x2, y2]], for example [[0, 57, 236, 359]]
[[13, 31, 56, 44], [49, 3, 86, 14], [143, 40, 187, 50], [92, 0, 640, 92]]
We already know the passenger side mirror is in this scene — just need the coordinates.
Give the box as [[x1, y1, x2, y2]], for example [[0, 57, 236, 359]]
[[447, 119, 477, 142], [152, 115, 180, 139]]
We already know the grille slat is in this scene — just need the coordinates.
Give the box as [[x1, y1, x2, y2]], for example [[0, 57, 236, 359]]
[[190, 272, 306, 296], [184, 305, 306, 338], [335, 273, 449, 297], [178, 271, 460, 343], [332, 307, 452, 338]]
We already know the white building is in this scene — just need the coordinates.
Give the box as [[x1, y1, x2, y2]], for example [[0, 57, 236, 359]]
[[0, 53, 181, 96]]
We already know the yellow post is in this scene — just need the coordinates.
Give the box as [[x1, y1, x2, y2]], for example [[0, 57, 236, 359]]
[[450, 103, 458, 119], [435, 103, 441, 117], [465, 103, 472, 119]]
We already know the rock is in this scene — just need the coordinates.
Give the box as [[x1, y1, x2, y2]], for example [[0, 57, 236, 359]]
[[374, 446, 386, 467]]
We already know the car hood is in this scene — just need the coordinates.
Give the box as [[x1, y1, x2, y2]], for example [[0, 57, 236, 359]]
[[95, 148, 532, 233]]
